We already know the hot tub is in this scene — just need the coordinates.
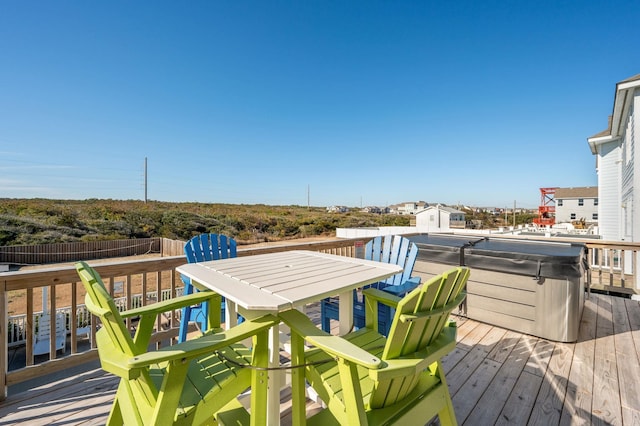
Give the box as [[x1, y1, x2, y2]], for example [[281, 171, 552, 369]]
[[408, 234, 588, 342]]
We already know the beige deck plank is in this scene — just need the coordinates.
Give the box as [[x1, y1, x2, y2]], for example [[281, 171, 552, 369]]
[[611, 296, 640, 415], [560, 293, 597, 426], [487, 329, 522, 364], [0, 370, 116, 423], [622, 407, 640, 426], [441, 315, 483, 373], [446, 345, 489, 397], [450, 325, 507, 422], [494, 333, 556, 424], [452, 357, 501, 423], [523, 337, 554, 377], [462, 334, 533, 425], [446, 322, 502, 397], [528, 342, 574, 426], [458, 321, 494, 348], [495, 370, 543, 425], [591, 293, 623, 425], [624, 297, 640, 360], [452, 314, 482, 343]]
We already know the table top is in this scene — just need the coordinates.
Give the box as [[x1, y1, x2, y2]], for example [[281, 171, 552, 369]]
[[176, 250, 403, 312]]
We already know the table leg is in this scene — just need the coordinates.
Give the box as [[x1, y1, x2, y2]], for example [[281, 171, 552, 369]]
[[338, 290, 354, 335], [225, 300, 238, 329], [267, 322, 281, 425]]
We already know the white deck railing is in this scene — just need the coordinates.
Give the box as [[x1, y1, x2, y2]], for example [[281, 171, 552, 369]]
[[6, 288, 183, 348]]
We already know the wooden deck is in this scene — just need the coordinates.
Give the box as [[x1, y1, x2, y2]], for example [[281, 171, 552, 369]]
[[1, 292, 639, 425]]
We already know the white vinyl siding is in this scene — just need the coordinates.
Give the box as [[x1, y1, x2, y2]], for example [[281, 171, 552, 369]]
[[621, 94, 637, 242], [555, 196, 599, 224], [597, 140, 622, 241], [630, 94, 639, 242]]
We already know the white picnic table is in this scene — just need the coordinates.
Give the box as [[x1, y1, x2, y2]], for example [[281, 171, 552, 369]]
[[177, 250, 402, 425]]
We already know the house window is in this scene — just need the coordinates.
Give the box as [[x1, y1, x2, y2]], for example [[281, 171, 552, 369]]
[[593, 213, 598, 220], [594, 198, 598, 206], [578, 199, 584, 206], [570, 213, 576, 220], [558, 199, 563, 206]]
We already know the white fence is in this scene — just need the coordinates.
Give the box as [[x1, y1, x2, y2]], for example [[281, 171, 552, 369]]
[[7, 287, 182, 348]]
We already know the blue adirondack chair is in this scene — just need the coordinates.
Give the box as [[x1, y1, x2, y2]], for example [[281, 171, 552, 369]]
[[320, 234, 421, 335], [178, 233, 238, 343]]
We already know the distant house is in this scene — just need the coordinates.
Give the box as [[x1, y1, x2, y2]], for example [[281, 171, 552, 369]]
[[554, 187, 598, 225], [327, 205, 349, 213], [587, 73, 640, 243], [390, 201, 428, 215], [361, 206, 384, 214], [476, 207, 503, 215], [415, 205, 466, 231]]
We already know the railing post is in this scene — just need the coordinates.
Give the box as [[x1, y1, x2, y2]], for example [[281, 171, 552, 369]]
[[0, 279, 7, 401]]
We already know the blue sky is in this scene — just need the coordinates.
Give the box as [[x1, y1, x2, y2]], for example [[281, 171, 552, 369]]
[[1, 1, 639, 209]]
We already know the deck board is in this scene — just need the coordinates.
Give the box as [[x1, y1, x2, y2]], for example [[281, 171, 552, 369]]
[[593, 294, 623, 425], [560, 290, 597, 425], [2, 293, 640, 425], [529, 342, 573, 425], [465, 334, 530, 425]]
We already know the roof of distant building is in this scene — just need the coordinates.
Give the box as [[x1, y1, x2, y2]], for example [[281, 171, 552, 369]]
[[555, 186, 598, 198], [417, 205, 465, 214]]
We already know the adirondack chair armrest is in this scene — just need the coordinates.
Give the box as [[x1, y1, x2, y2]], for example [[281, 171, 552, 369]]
[[126, 314, 279, 368], [279, 309, 382, 369], [369, 324, 458, 381], [120, 291, 222, 319], [361, 288, 402, 309], [381, 276, 421, 297]]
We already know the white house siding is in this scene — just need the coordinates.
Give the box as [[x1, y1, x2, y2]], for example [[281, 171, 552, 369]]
[[555, 198, 598, 223], [415, 208, 452, 232], [589, 76, 640, 288], [335, 226, 417, 238], [630, 93, 639, 243], [597, 140, 622, 241]]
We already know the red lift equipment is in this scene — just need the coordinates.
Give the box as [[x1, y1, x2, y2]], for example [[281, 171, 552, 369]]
[[533, 187, 557, 226]]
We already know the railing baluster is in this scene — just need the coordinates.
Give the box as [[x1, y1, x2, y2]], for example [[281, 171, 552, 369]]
[[619, 249, 627, 288], [26, 288, 33, 366], [71, 282, 78, 353]]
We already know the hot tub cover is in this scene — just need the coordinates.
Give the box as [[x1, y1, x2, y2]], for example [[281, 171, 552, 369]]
[[465, 238, 587, 279], [408, 234, 483, 266], [409, 234, 588, 279]]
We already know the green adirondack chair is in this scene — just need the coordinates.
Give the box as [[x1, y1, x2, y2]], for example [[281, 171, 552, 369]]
[[76, 261, 278, 426], [280, 266, 469, 426]]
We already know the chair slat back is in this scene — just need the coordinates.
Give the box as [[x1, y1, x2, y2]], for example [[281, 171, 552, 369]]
[[185, 233, 237, 263], [76, 261, 138, 357], [365, 235, 419, 287], [367, 267, 468, 408], [383, 267, 468, 360]]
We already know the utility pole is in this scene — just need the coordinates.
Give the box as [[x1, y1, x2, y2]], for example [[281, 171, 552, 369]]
[[144, 157, 148, 203], [513, 200, 516, 227], [307, 184, 310, 210]]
